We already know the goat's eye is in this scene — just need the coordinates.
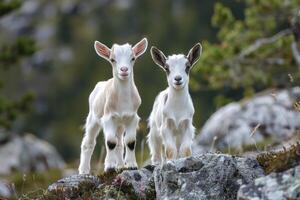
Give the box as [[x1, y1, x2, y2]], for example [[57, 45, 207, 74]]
[[110, 58, 116, 63], [185, 64, 191, 74], [164, 65, 170, 74], [131, 57, 135, 62]]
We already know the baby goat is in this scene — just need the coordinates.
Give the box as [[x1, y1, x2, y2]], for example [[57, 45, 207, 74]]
[[147, 43, 202, 164], [79, 38, 148, 174]]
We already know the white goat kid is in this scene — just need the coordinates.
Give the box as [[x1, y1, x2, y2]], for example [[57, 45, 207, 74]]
[[79, 38, 148, 174], [147, 43, 202, 164]]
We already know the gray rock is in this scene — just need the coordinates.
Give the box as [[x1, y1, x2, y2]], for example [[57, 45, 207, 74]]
[[46, 167, 156, 199], [114, 168, 155, 199], [0, 133, 65, 175], [238, 166, 300, 200], [0, 180, 14, 199], [47, 174, 101, 199], [154, 154, 264, 200], [194, 87, 300, 153]]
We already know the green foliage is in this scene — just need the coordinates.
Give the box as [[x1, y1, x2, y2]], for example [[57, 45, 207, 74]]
[[0, 0, 21, 17], [0, 37, 35, 68], [0, 92, 35, 129], [192, 0, 300, 93]]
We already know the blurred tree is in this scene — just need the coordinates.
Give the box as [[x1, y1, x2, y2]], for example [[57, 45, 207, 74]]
[[192, 0, 300, 107], [0, 0, 35, 129]]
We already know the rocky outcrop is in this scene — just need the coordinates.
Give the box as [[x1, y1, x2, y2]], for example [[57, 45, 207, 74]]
[[238, 165, 300, 200], [0, 133, 65, 175], [193, 87, 300, 153], [44, 154, 263, 200]]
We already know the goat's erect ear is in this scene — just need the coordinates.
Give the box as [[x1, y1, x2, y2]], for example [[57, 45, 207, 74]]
[[187, 43, 202, 67], [150, 46, 167, 70], [94, 41, 111, 61], [133, 38, 148, 58]]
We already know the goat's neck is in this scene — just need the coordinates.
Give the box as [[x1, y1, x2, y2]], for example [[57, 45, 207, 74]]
[[112, 75, 135, 95], [167, 85, 190, 104]]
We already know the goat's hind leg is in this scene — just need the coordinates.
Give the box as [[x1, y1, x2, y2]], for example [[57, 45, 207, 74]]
[[79, 113, 101, 174]]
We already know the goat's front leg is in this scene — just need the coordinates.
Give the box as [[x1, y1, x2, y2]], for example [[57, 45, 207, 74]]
[[124, 115, 139, 169], [102, 117, 124, 172], [179, 123, 195, 158], [79, 113, 101, 174], [161, 126, 177, 161]]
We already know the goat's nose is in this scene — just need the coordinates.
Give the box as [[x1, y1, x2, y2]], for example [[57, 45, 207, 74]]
[[174, 76, 182, 82], [120, 67, 128, 72]]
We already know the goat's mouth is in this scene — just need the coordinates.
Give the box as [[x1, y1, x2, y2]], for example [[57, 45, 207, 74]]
[[119, 72, 129, 77], [173, 82, 184, 89]]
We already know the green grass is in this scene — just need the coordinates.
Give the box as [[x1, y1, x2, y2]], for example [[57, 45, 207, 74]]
[[1, 168, 62, 199]]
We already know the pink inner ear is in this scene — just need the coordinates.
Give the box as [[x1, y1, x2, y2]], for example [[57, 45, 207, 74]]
[[95, 43, 110, 58], [133, 41, 146, 57]]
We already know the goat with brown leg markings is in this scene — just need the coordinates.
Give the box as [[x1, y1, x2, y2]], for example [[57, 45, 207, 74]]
[[79, 38, 148, 174], [147, 43, 202, 165]]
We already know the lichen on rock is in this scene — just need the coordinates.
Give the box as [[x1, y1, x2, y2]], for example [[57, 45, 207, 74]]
[[154, 154, 264, 200], [238, 165, 300, 200]]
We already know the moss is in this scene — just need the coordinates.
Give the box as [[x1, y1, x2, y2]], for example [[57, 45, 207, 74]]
[[256, 141, 300, 174], [97, 170, 119, 184]]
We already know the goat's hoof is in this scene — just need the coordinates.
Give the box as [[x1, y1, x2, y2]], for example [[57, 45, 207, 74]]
[[78, 170, 90, 175], [144, 164, 156, 172], [126, 167, 138, 170], [105, 167, 117, 173]]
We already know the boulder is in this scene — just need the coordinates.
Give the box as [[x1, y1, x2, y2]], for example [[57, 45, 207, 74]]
[[238, 165, 300, 200], [194, 87, 300, 153], [0, 133, 65, 175], [154, 154, 264, 200]]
